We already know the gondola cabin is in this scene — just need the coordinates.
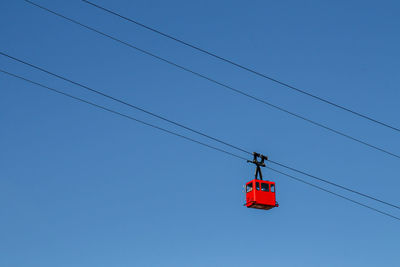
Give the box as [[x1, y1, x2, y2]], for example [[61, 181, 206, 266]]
[[245, 179, 278, 210]]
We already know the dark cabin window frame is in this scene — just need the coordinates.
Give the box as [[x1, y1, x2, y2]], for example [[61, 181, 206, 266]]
[[261, 183, 269, 192], [270, 184, 275, 193], [246, 182, 253, 193]]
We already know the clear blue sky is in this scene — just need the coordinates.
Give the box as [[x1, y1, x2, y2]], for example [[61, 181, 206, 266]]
[[1, 0, 400, 266]]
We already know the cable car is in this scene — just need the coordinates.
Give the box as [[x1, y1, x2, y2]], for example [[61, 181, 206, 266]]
[[244, 153, 279, 210]]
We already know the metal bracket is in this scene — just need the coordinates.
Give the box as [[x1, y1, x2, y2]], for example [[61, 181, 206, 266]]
[[247, 152, 268, 180]]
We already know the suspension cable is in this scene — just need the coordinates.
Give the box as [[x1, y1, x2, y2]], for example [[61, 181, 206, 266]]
[[0, 69, 247, 161], [81, 0, 400, 134], [267, 167, 400, 221], [23, 0, 400, 161], [1, 51, 399, 211], [2, 68, 399, 222]]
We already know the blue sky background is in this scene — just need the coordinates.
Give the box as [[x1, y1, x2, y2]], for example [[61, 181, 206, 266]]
[[1, 0, 400, 266]]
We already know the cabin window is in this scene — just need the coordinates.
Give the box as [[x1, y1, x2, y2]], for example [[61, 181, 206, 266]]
[[261, 183, 269, 192], [246, 183, 253, 193], [256, 182, 260, 190], [270, 184, 275, 192]]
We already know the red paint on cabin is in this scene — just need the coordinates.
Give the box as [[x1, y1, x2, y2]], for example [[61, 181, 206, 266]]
[[245, 179, 278, 210]]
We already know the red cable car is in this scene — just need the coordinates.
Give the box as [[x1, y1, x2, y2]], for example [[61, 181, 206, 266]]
[[245, 153, 279, 210]]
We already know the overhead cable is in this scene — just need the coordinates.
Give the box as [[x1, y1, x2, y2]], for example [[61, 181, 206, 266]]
[[0, 69, 247, 161], [1, 58, 398, 212], [23, 0, 400, 160], [82, 0, 400, 134], [0, 51, 251, 156], [1, 68, 399, 222], [268, 160, 400, 210], [267, 167, 400, 222]]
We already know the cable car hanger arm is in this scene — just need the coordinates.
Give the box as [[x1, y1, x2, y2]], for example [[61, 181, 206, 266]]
[[247, 152, 268, 180]]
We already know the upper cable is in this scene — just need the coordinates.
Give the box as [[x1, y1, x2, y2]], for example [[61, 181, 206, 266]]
[[21, 1, 400, 161], [82, 0, 400, 134]]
